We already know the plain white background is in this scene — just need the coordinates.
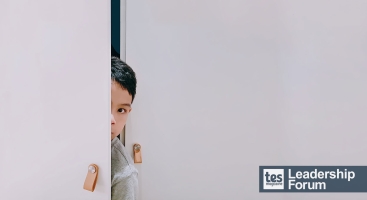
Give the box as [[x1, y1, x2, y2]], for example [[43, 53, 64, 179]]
[[125, 0, 367, 199], [0, 1, 110, 199]]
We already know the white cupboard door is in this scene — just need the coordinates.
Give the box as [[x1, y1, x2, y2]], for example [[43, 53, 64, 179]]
[[0, 1, 110, 200], [126, 0, 367, 200]]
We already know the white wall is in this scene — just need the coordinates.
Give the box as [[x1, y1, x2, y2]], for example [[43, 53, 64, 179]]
[[126, 0, 367, 199], [0, 1, 110, 199]]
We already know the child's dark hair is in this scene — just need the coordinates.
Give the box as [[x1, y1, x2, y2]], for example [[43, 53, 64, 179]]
[[111, 56, 137, 103]]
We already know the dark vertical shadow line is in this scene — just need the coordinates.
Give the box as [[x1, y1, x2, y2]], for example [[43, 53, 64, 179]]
[[111, 0, 120, 58]]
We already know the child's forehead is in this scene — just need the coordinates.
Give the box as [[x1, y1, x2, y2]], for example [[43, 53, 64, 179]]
[[111, 80, 127, 90], [111, 82, 132, 104]]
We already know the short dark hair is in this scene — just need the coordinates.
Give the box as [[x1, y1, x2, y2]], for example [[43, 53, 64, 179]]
[[111, 56, 137, 103]]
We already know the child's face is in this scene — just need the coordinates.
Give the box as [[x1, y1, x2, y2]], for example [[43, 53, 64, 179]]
[[111, 81, 132, 140]]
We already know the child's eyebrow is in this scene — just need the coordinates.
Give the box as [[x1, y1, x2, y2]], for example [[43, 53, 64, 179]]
[[119, 103, 131, 107]]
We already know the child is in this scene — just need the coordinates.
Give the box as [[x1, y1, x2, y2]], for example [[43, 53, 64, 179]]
[[111, 56, 138, 200]]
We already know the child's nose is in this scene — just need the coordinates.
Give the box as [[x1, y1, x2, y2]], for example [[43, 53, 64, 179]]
[[111, 114, 116, 124]]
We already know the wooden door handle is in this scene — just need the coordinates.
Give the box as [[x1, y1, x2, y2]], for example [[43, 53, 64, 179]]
[[133, 144, 142, 163], [83, 164, 99, 192]]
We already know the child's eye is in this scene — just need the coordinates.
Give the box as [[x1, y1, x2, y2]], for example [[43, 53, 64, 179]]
[[118, 108, 126, 113]]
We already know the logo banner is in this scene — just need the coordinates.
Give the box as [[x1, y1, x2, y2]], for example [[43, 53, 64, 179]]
[[259, 166, 367, 192]]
